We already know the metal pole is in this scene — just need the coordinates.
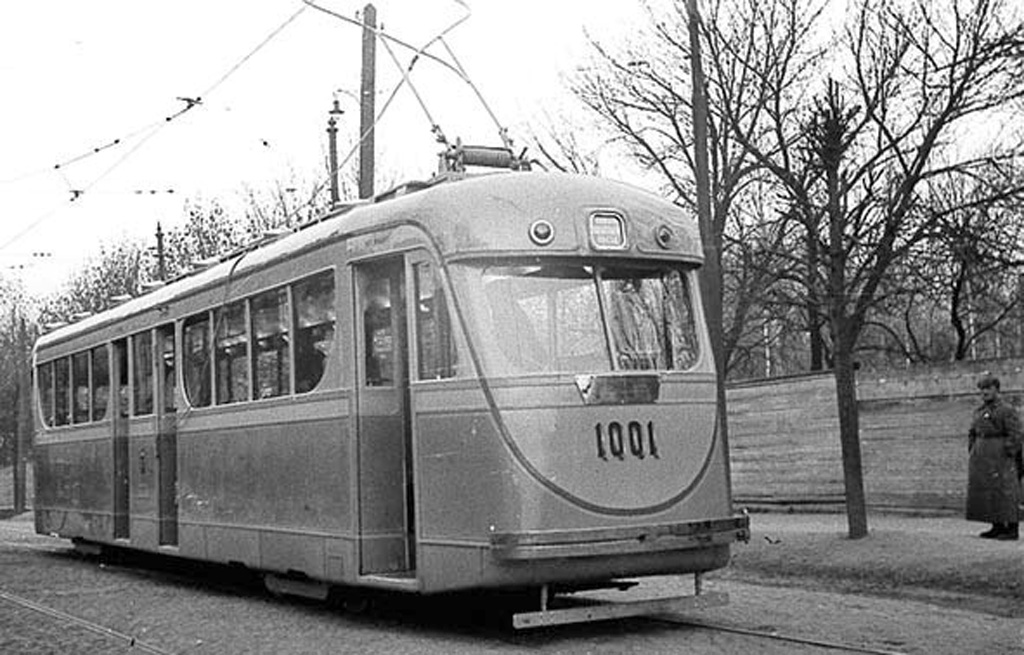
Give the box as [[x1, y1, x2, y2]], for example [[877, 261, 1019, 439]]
[[359, 3, 377, 200], [155, 222, 167, 282], [327, 99, 341, 207]]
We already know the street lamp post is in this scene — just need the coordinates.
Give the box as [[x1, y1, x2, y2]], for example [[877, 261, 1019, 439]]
[[327, 99, 344, 208]]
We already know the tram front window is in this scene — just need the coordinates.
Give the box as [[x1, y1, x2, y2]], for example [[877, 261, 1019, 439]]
[[452, 262, 700, 375]]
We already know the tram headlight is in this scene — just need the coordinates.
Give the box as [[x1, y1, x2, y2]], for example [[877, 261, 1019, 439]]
[[655, 224, 674, 249], [529, 219, 555, 246]]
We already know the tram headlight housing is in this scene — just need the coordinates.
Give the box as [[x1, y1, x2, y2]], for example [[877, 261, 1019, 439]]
[[529, 219, 555, 246], [655, 224, 674, 249]]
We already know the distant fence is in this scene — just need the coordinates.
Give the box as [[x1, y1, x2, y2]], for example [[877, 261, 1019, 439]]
[[728, 358, 1024, 514]]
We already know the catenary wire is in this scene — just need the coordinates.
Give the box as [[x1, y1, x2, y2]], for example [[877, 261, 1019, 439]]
[[280, 1, 478, 224], [0, 4, 309, 254], [301, 0, 512, 146]]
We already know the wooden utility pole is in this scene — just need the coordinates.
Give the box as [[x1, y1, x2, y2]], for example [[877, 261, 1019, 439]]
[[14, 313, 29, 513], [686, 0, 732, 491], [359, 3, 377, 200]]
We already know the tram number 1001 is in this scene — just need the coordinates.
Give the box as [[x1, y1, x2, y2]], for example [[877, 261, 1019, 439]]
[[595, 421, 659, 461]]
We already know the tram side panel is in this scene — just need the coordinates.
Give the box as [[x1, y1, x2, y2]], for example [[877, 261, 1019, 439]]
[[34, 429, 114, 541], [172, 272, 353, 580], [412, 381, 515, 590], [174, 399, 353, 579]]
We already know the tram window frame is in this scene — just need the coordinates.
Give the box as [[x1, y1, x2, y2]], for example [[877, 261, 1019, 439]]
[[37, 361, 55, 427], [159, 324, 176, 413], [413, 260, 458, 380], [54, 357, 70, 426], [293, 270, 336, 394], [362, 270, 395, 387], [183, 312, 213, 408], [71, 351, 91, 424], [132, 330, 154, 416], [451, 261, 702, 376], [91, 344, 110, 422], [601, 267, 700, 371], [251, 286, 291, 400], [215, 300, 250, 405]]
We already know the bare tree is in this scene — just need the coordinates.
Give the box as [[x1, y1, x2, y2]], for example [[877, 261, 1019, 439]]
[[725, 0, 1024, 537], [37, 240, 147, 326], [523, 110, 605, 176], [572, 0, 824, 374]]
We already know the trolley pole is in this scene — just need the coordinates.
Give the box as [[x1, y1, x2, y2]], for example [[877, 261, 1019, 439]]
[[358, 3, 376, 200]]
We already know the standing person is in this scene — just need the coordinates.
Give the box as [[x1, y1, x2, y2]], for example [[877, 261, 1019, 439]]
[[966, 374, 1022, 540]]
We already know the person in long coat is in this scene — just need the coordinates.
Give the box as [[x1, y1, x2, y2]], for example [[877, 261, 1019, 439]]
[[966, 374, 1022, 540]]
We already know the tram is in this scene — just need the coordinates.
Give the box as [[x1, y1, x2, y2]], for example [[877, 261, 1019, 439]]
[[32, 158, 749, 627]]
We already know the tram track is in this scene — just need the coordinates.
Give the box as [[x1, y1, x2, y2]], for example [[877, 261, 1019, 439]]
[[0, 588, 173, 655], [651, 615, 909, 655]]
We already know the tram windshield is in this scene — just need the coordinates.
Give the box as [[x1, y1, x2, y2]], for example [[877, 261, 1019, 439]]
[[451, 262, 701, 375]]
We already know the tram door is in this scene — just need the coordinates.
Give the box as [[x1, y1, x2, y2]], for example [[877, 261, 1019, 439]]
[[112, 339, 130, 540], [155, 324, 178, 546], [355, 258, 415, 576]]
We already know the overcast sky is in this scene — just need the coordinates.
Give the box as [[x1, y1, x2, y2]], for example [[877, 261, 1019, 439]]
[[0, 1, 645, 296]]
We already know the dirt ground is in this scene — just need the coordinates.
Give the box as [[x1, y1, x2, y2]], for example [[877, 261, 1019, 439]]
[[719, 511, 1023, 618]]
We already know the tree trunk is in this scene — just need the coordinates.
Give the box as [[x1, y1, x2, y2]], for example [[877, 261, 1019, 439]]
[[805, 218, 824, 370], [832, 334, 868, 538]]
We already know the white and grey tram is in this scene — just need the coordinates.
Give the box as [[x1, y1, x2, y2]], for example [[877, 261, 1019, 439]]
[[33, 168, 749, 627]]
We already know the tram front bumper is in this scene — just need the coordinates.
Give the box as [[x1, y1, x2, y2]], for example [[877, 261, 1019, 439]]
[[489, 514, 750, 561]]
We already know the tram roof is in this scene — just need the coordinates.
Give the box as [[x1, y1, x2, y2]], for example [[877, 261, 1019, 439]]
[[36, 172, 701, 351]]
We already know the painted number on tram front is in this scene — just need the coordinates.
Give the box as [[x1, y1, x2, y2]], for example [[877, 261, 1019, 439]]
[[595, 421, 659, 461]]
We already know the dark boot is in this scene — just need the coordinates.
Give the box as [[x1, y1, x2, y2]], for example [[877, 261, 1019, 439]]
[[979, 524, 1002, 538], [995, 523, 1019, 540]]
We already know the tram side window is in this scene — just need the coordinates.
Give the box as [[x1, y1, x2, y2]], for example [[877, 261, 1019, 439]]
[[414, 261, 458, 380], [294, 271, 336, 393], [363, 274, 393, 387], [184, 313, 212, 408], [72, 351, 90, 424], [37, 362, 54, 427], [160, 325, 176, 412], [91, 345, 109, 422], [252, 287, 290, 399], [215, 301, 249, 404], [132, 331, 154, 416], [115, 340, 129, 418], [54, 357, 70, 426]]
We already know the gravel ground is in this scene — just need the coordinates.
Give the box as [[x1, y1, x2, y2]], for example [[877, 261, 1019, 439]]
[[721, 510, 1023, 617], [1, 510, 1022, 653]]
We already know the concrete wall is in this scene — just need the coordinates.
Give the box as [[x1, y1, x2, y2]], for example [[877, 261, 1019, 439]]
[[727, 359, 1024, 514]]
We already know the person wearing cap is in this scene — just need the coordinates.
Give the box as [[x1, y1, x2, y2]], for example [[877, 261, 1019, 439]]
[[966, 374, 1022, 540]]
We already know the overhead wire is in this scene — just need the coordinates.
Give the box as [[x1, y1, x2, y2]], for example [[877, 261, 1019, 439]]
[[282, 0, 477, 224], [6, 1, 515, 257], [0, 4, 309, 254], [302, 1, 517, 156], [300, 0, 470, 81]]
